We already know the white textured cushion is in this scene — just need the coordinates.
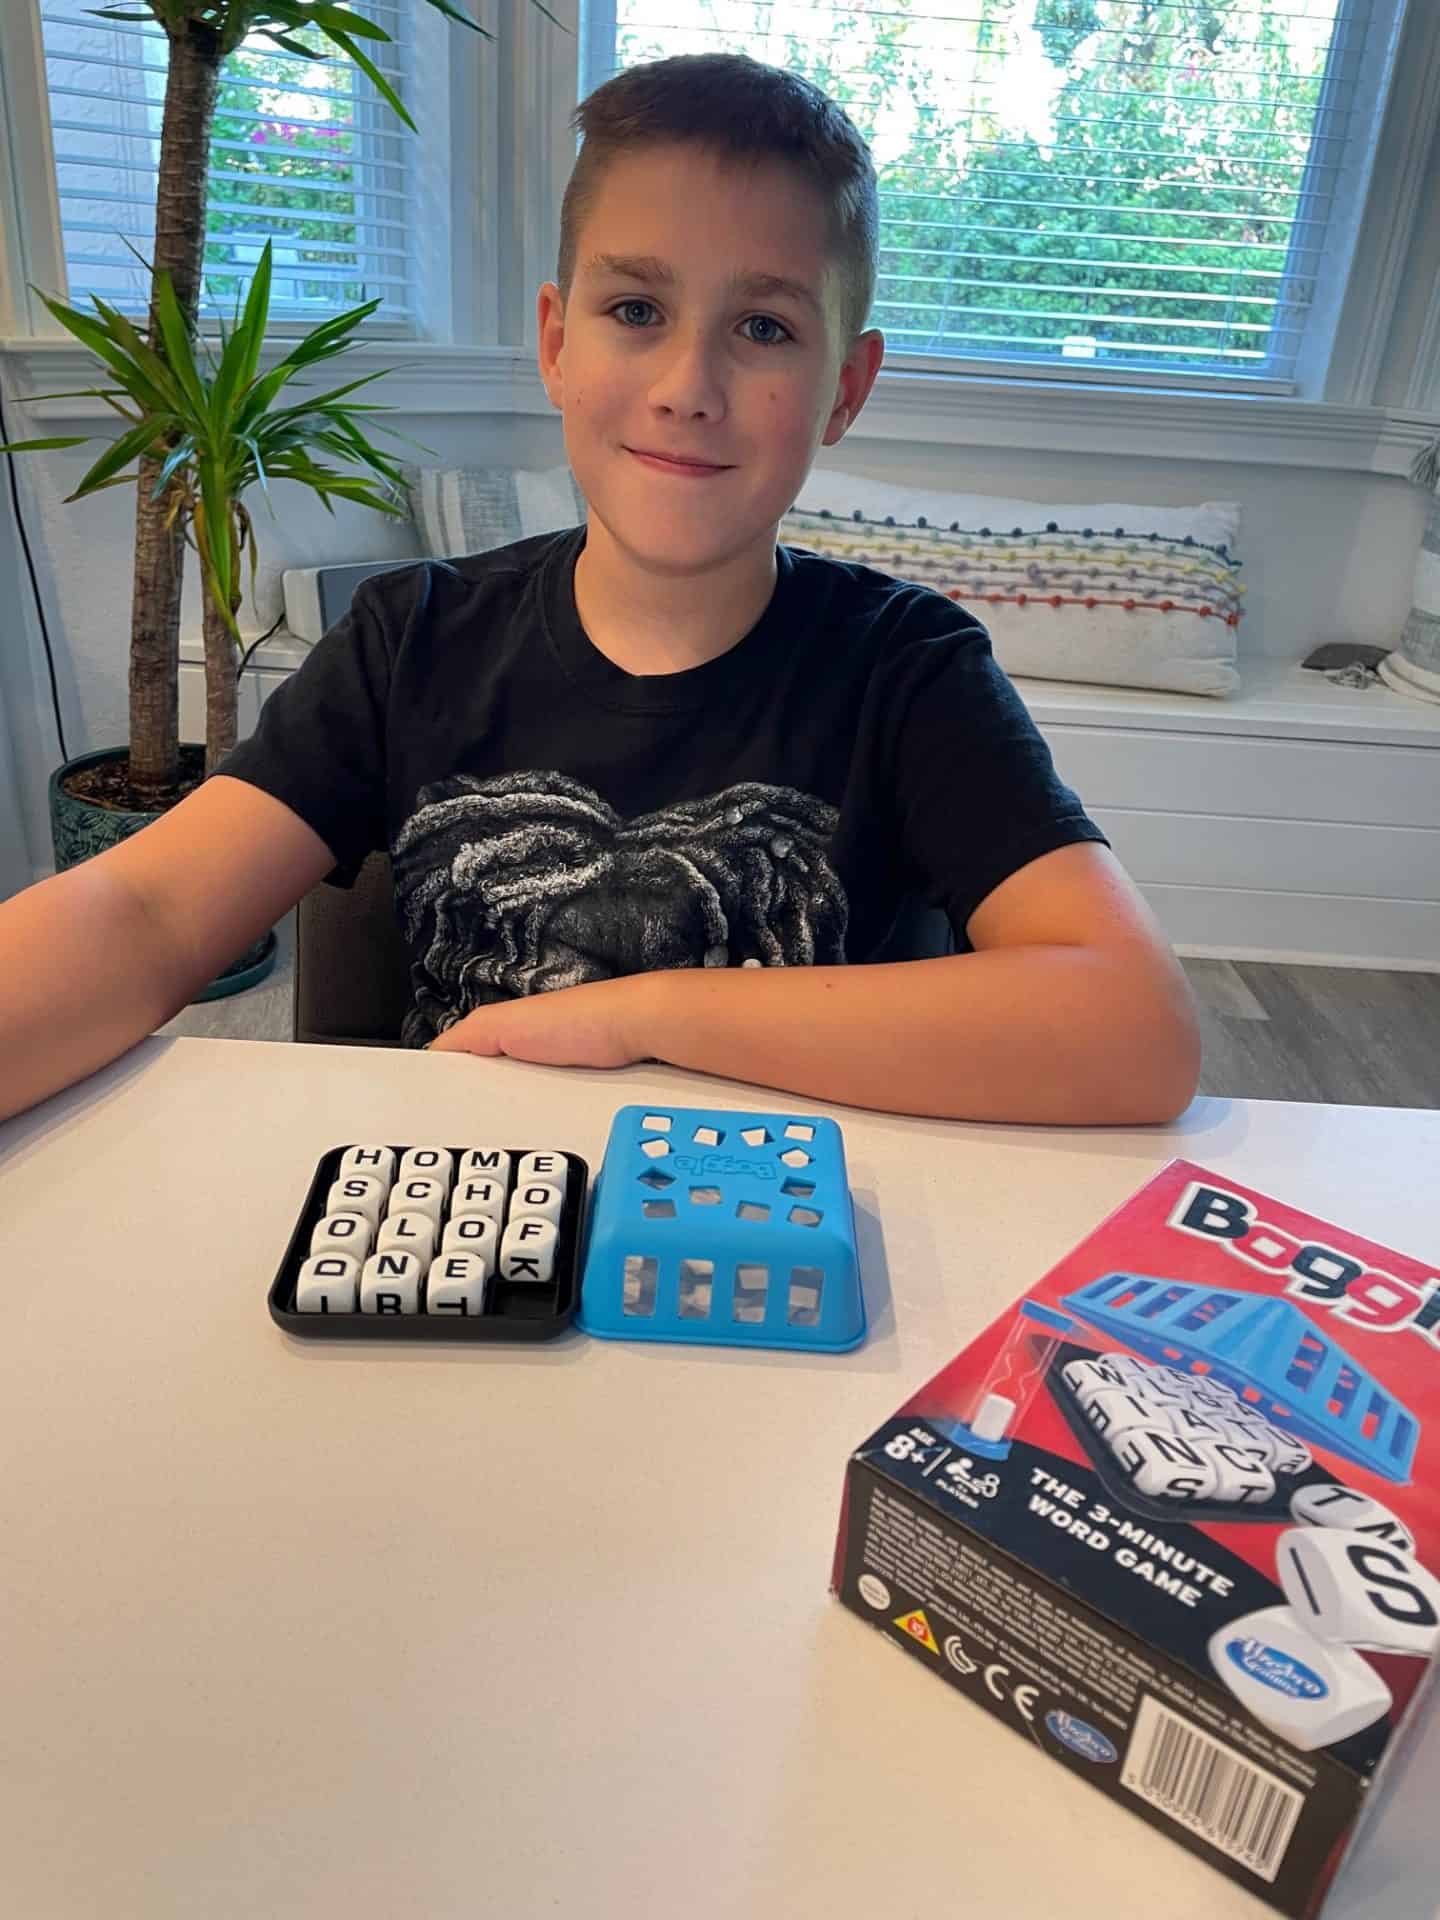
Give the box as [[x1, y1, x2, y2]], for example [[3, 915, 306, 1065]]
[[1391, 494, 1440, 688], [403, 461, 1245, 698], [783, 470, 1245, 697], [405, 463, 587, 558]]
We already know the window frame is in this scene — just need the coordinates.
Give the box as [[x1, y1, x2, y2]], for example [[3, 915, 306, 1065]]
[[2, 0, 1437, 475]]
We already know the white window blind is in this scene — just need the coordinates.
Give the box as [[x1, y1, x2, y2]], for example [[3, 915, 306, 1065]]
[[38, 1, 415, 331], [581, 0, 1387, 385]]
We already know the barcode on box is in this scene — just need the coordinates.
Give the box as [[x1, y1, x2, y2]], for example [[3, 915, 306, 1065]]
[[1121, 1695, 1303, 1884]]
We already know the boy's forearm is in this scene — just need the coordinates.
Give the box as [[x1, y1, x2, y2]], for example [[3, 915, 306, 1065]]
[[628, 947, 1201, 1126], [0, 863, 185, 1124]]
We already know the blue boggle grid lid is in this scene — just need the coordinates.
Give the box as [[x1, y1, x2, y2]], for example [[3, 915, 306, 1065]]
[[1060, 1272, 1419, 1483], [577, 1104, 865, 1351]]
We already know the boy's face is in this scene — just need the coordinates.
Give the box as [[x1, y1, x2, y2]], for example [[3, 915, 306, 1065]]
[[537, 142, 883, 575]]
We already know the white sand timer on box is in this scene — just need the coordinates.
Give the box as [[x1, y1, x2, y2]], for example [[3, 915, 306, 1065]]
[[934, 1301, 1078, 1460]]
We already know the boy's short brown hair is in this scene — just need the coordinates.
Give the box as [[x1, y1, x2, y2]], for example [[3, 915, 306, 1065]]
[[557, 53, 879, 349]]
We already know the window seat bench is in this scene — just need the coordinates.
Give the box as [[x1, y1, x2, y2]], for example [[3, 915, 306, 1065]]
[[1020, 658, 1440, 969]]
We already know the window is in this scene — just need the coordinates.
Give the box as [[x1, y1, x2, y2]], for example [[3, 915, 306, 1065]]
[[580, 0, 1397, 390], [38, 0, 415, 331]]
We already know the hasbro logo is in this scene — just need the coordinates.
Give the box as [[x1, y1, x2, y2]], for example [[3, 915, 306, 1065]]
[[1225, 1637, 1328, 1700], [1045, 1711, 1118, 1764]]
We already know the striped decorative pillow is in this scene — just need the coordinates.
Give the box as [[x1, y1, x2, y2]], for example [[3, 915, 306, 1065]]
[[782, 472, 1244, 697]]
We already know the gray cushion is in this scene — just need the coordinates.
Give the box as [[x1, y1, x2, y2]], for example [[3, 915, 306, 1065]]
[[293, 852, 410, 1046]]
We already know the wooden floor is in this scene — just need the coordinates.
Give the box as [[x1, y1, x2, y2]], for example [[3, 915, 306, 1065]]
[[1185, 960, 1440, 1108]]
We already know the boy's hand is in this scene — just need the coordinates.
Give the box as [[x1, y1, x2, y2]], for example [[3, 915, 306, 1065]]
[[426, 975, 651, 1069]]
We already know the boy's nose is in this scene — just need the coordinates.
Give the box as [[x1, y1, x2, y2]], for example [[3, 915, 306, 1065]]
[[646, 340, 728, 417]]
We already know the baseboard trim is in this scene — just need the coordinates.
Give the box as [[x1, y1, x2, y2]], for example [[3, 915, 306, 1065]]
[[1175, 943, 1440, 973], [1142, 881, 1440, 970]]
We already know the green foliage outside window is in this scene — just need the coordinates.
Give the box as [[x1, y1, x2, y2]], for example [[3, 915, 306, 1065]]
[[204, 45, 367, 314], [620, 0, 1342, 376]]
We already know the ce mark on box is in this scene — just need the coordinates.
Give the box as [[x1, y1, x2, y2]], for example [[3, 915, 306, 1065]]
[[853, 1578, 1040, 1722], [942, 1632, 1042, 1724]]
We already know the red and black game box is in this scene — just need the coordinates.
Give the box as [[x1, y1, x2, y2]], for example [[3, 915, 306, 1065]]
[[832, 1158, 1439, 1916]]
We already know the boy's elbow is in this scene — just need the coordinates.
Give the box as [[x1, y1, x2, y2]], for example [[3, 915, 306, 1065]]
[[1128, 978, 1204, 1124], [1144, 1044, 1203, 1124], [1084, 950, 1202, 1125]]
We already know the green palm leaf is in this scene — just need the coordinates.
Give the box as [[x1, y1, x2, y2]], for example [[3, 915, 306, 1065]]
[[28, 289, 175, 413], [208, 240, 273, 433], [319, 25, 414, 131], [151, 272, 211, 427], [0, 433, 95, 454], [90, 297, 190, 417], [65, 416, 180, 500], [309, 4, 388, 39]]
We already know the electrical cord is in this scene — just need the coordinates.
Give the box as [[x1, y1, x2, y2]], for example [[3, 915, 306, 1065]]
[[0, 377, 70, 763], [237, 611, 286, 675]]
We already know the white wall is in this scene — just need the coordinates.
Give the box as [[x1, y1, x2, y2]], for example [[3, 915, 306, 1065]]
[[0, 688, 34, 897], [0, 439, 57, 886], [0, 388, 1429, 889]]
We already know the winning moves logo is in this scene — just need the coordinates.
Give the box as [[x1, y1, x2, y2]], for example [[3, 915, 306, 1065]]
[[1172, 1182, 1440, 1351]]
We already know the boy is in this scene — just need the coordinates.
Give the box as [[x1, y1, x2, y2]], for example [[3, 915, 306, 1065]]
[[0, 53, 1200, 1128]]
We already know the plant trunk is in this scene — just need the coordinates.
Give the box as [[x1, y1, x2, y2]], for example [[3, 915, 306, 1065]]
[[126, 17, 223, 804], [202, 592, 239, 775]]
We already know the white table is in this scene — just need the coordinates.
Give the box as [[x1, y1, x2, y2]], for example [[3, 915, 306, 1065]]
[[2, 1037, 1437, 1920]]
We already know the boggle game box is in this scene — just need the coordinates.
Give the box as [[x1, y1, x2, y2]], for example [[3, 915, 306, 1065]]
[[832, 1159, 1439, 1916]]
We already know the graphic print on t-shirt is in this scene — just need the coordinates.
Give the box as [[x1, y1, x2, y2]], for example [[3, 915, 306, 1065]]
[[392, 769, 849, 1047]]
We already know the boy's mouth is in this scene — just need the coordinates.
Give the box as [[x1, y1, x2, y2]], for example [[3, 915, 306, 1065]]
[[627, 447, 731, 475]]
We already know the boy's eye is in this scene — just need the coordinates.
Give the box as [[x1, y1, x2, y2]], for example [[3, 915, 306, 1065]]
[[607, 299, 792, 347], [742, 314, 793, 347], [610, 299, 658, 330]]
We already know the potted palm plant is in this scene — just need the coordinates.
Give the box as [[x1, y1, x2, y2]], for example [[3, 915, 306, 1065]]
[[6, 242, 426, 991], [1, 0, 562, 996]]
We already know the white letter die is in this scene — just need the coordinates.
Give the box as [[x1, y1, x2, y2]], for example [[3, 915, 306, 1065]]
[[1128, 1365, 1195, 1407], [296, 1252, 359, 1313], [1276, 1526, 1440, 1657], [1064, 1356, 1140, 1400], [1195, 1439, 1275, 1506], [1209, 1605, 1392, 1751], [1289, 1483, 1415, 1555], [1085, 1387, 1170, 1444], [1112, 1427, 1222, 1502]]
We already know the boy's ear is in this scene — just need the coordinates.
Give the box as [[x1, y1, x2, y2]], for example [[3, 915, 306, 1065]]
[[537, 282, 565, 408], [822, 328, 885, 447]]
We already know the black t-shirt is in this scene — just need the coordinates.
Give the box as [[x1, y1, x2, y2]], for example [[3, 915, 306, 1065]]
[[220, 523, 1107, 1046]]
